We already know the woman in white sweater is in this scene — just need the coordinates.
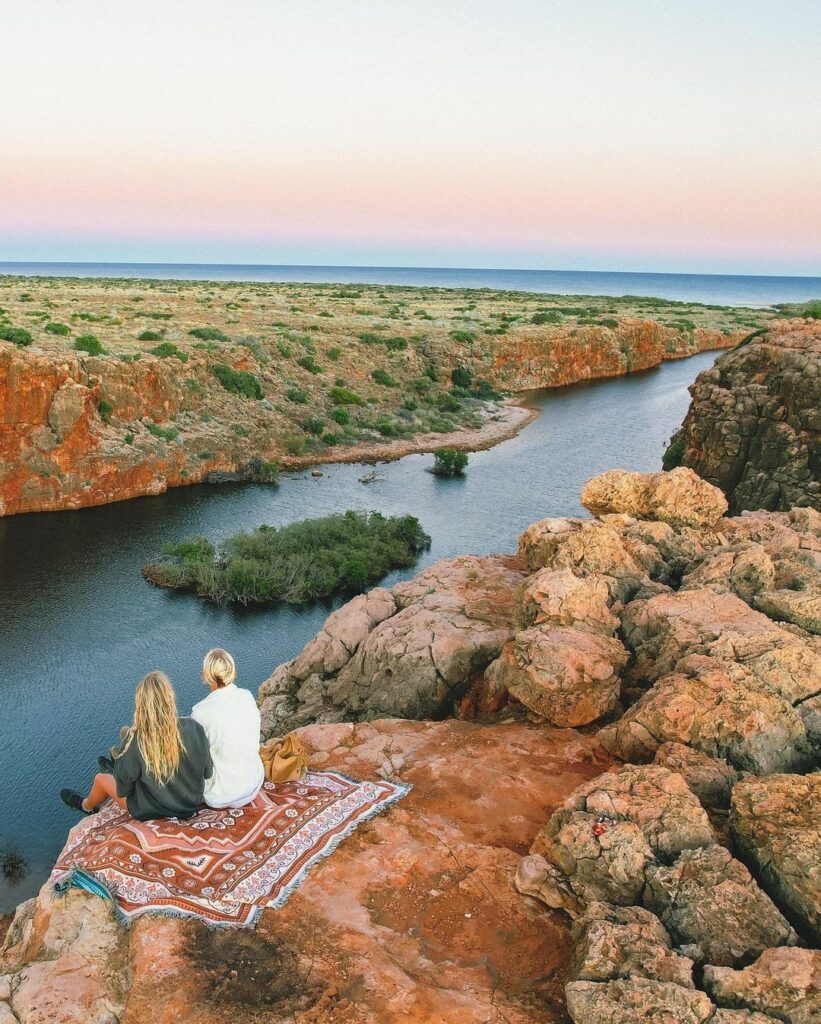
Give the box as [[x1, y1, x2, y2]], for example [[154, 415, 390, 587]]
[[191, 648, 265, 809]]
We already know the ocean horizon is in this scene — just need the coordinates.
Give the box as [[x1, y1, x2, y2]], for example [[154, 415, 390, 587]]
[[1, 262, 819, 307]]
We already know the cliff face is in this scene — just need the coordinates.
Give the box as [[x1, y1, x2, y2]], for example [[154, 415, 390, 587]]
[[3, 469, 818, 1024], [666, 318, 821, 513], [0, 346, 251, 516], [0, 319, 739, 517], [487, 320, 737, 390]]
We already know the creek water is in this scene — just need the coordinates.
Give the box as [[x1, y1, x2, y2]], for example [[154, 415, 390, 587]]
[[0, 350, 717, 910]]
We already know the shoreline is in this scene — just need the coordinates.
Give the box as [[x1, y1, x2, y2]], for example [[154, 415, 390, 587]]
[[279, 398, 538, 472]]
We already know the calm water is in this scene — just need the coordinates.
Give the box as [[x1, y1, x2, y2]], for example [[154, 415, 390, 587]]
[[0, 352, 716, 910], [1, 262, 820, 306]]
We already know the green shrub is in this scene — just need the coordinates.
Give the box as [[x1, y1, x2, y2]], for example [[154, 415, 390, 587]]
[[302, 416, 325, 436], [403, 398, 418, 412], [436, 392, 462, 413], [473, 379, 501, 400], [371, 368, 398, 387], [298, 355, 322, 374], [531, 311, 562, 325], [98, 398, 113, 423], [327, 346, 342, 361], [142, 511, 431, 605], [44, 322, 71, 336], [189, 326, 229, 342], [428, 417, 456, 433], [330, 385, 365, 406], [0, 844, 28, 885], [151, 342, 188, 361], [431, 447, 468, 476], [146, 422, 179, 442], [75, 334, 106, 356], [451, 366, 472, 389], [321, 432, 339, 446], [662, 431, 686, 471], [245, 458, 280, 483], [412, 376, 433, 394], [212, 363, 263, 399], [450, 330, 476, 343], [138, 329, 164, 341], [330, 407, 350, 425], [358, 331, 383, 344], [598, 318, 619, 330], [384, 336, 408, 351], [124, 432, 135, 445], [277, 342, 293, 358], [284, 434, 307, 454], [0, 325, 33, 347], [286, 387, 309, 404]]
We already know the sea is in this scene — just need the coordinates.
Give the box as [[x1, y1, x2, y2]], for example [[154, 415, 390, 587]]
[[1, 263, 819, 307]]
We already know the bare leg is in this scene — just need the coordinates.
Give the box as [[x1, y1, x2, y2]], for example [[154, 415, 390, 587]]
[[83, 773, 126, 812]]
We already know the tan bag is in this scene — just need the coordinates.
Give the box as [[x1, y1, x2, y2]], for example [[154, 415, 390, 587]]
[[260, 733, 308, 783]]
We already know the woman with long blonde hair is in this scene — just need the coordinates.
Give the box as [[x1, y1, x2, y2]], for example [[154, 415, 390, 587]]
[[61, 671, 213, 820]]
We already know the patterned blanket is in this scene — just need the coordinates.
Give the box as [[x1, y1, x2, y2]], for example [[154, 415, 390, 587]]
[[50, 771, 410, 926]]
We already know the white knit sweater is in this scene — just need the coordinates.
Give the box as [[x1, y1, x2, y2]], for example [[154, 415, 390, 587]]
[[191, 684, 264, 809]]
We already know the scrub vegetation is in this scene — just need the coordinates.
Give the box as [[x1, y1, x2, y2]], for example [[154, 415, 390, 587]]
[[142, 511, 431, 605]]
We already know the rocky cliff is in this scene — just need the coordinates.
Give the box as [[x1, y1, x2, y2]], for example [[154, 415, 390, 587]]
[[488, 319, 733, 390], [666, 317, 821, 513], [2, 468, 818, 1023], [0, 276, 752, 517]]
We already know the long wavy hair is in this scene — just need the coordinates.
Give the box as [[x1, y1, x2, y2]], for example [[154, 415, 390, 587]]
[[121, 671, 185, 785]]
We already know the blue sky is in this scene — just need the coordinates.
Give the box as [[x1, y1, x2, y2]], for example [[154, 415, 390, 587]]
[[0, 0, 819, 274]]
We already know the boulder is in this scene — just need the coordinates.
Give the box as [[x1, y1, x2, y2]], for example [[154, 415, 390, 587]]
[[704, 947, 820, 1024], [258, 555, 526, 737], [652, 742, 739, 810], [517, 516, 656, 601], [580, 467, 728, 529], [517, 566, 618, 634], [730, 774, 821, 943], [569, 902, 695, 987], [643, 845, 797, 967], [598, 659, 811, 774], [518, 765, 713, 915], [681, 544, 777, 603], [565, 978, 715, 1024], [755, 586, 821, 637], [621, 589, 820, 705], [1, 885, 128, 1024], [486, 624, 626, 727]]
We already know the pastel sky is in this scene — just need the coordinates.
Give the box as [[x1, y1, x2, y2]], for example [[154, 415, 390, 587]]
[[1, 0, 819, 274]]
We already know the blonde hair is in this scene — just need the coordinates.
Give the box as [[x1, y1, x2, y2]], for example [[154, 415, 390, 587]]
[[203, 648, 236, 689], [121, 671, 185, 785]]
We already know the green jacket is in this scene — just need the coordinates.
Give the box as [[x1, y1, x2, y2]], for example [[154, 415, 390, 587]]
[[114, 717, 213, 821]]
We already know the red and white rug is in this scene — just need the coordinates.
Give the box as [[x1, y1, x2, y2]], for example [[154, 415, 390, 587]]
[[50, 771, 410, 926]]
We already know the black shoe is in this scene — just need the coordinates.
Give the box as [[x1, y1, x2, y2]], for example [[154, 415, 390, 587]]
[[98, 755, 115, 773], [60, 789, 96, 815]]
